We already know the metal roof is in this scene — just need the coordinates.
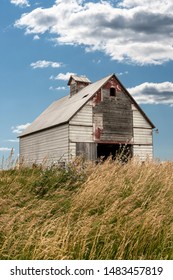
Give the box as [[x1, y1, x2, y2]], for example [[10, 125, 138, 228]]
[[67, 75, 91, 85], [20, 74, 113, 137]]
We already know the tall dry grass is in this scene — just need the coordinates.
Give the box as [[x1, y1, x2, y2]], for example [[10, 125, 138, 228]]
[[0, 157, 173, 259]]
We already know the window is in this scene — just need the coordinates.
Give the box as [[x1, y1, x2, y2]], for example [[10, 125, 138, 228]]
[[110, 87, 116, 97]]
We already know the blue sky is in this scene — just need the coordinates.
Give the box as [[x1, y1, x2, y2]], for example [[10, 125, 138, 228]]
[[1, 0, 173, 162]]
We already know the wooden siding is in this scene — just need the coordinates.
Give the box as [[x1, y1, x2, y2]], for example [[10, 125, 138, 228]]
[[69, 102, 93, 143], [132, 104, 153, 160], [20, 124, 69, 165], [132, 103, 153, 146], [93, 83, 133, 143], [132, 104, 151, 128], [69, 125, 93, 142], [93, 113, 103, 129], [133, 145, 153, 161], [133, 128, 152, 145], [69, 103, 93, 126], [76, 142, 97, 160], [69, 142, 76, 160]]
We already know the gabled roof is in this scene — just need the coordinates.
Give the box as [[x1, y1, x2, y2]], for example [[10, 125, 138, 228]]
[[20, 74, 113, 137], [20, 73, 155, 137]]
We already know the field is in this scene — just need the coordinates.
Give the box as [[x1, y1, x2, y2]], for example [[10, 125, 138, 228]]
[[0, 157, 173, 260]]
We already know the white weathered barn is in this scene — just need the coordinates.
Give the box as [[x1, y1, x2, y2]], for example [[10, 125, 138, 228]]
[[19, 73, 155, 165]]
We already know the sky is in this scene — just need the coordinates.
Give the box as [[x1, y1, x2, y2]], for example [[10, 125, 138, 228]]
[[0, 0, 173, 163]]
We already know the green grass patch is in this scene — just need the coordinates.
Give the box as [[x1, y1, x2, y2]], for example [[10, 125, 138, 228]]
[[1, 158, 173, 259]]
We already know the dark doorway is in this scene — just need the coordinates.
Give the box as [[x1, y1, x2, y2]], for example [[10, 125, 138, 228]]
[[97, 143, 132, 162]]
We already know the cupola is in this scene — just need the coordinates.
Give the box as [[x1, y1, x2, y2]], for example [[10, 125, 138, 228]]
[[67, 75, 91, 97]]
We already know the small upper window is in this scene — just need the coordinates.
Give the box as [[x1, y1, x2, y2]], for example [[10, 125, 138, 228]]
[[110, 87, 116, 97]]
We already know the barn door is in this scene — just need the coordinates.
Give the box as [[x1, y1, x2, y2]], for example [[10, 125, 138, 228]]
[[97, 143, 132, 162], [76, 142, 97, 160]]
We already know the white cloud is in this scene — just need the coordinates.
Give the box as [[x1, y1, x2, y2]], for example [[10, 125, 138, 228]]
[[128, 82, 173, 105], [119, 0, 170, 10], [117, 71, 128, 76], [49, 86, 66, 91], [30, 60, 62, 69], [10, 0, 30, 7], [50, 72, 76, 81], [12, 123, 31, 134], [92, 59, 101, 64], [14, 0, 173, 65], [0, 147, 14, 152], [6, 139, 19, 143], [33, 35, 40, 40]]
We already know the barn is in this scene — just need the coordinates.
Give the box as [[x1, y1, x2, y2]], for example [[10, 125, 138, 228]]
[[19, 73, 155, 165]]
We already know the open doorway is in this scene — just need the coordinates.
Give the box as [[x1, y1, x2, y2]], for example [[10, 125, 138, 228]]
[[97, 143, 132, 162]]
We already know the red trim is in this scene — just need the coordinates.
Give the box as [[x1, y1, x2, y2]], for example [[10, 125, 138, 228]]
[[95, 141, 133, 144]]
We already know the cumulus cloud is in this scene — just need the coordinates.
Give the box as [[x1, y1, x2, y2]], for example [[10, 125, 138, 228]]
[[10, 0, 30, 7], [128, 82, 173, 105], [14, 0, 173, 65], [12, 123, 31, 134], [50, 72, 76, 81], [30, 60, 62, 69]]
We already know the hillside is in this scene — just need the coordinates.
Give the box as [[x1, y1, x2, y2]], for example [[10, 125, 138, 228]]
[[0, 158, 173, 260]]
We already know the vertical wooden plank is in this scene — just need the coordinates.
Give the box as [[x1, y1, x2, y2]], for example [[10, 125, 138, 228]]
[[76, 142, 97, 160]]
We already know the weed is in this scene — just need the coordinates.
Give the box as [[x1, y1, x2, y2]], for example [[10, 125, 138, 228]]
[[1, 158, 173, 259]]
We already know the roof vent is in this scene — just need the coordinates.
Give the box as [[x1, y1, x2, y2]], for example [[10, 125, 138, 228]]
[[82, 94, 89, 98], [67, 75, 91, 97]]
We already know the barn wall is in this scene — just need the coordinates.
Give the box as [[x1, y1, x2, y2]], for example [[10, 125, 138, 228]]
[[133, 107, 151, 128], [133, 145, 153, 161], [69, 103, 93, 126], [69, 125, 93, 142], [19, 124, 69, 165], [93, 78, 133, 143], [132, 104, 153, 160], [76, 142, 97, 160], [69, 102, 95, 159], [69, 103, 93, 143], [69, 142, 76, 160]]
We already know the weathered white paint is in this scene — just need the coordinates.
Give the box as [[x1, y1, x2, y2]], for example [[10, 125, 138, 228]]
[[133, 128, 153, 145], [69, 103, 93, 143], [132, 104, 151, 128], [132, 104, 153, 160], [69, 125, 93, 142], [133, 145, 153, 161], [69, 142, 76, 159], [69, 103, 93, 126], [20, 124, 69, 165]]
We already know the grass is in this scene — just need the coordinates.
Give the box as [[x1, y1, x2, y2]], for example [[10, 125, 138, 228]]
[[0, 157, 173, 259]]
